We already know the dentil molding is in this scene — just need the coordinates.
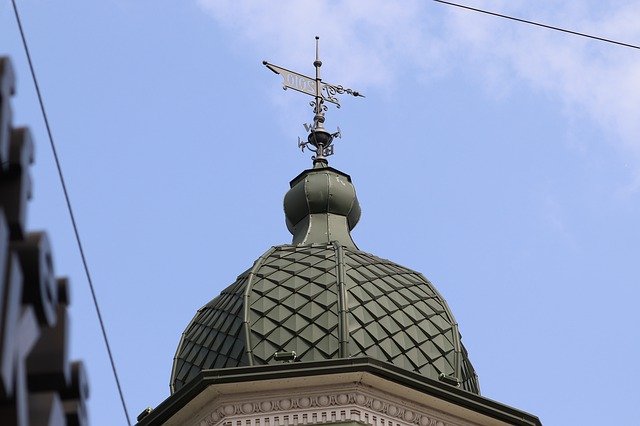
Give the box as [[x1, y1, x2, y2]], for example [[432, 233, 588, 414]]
[[197, 385, 473, 426]]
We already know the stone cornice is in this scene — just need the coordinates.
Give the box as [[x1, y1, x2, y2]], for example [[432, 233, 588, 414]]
[[137, 358, 540, 426], [197, 384, 467, 426]]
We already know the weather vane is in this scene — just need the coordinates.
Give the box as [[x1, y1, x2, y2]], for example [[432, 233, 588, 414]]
[[263, 36, 364, 164]]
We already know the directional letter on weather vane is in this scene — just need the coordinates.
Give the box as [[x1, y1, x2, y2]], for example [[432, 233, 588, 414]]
[[263, 36, 364, 164]]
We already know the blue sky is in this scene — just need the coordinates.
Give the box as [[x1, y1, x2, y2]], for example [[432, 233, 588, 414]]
[[2, 1, 640, 424]]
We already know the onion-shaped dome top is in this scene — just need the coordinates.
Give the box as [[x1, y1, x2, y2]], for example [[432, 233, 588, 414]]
[[171, 164, 479, 394]]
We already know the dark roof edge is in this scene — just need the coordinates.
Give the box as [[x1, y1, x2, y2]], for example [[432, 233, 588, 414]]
[[138, 357, 540, 426], [289, 166, 352, 187]]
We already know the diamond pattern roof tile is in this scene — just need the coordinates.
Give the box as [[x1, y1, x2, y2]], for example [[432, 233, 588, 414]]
[[171, 244, 480, 395]]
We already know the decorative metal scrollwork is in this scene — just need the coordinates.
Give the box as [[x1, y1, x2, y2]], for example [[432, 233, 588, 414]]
[[263, 37, 364, 164], [321, 84, 363, 109], [309, 99, 328, 114]]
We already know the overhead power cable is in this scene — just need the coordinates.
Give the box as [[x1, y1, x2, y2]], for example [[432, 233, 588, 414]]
[[433, 0, 640, 50], [10, 1, 132, 425]]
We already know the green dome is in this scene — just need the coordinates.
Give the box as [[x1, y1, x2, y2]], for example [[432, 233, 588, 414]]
[[170, 165, 479, 394]]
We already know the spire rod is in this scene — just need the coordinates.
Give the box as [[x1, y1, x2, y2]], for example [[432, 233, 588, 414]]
[[313, 36, 324, 132], [263, 37, 364, 165], [313, 36, 327, 133]]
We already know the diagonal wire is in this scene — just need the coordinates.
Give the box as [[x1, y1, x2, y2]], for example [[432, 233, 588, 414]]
[[10, 1, 132, 424], [433, 0, 640, 50]]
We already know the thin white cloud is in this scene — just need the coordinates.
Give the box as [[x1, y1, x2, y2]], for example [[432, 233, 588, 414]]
[[197, 0, 433, 88], [198, 0, 640, 165], [445, 1, 640, 158]]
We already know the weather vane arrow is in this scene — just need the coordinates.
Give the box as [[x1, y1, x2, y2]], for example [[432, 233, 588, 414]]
[[263, 36, 364, 165]]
